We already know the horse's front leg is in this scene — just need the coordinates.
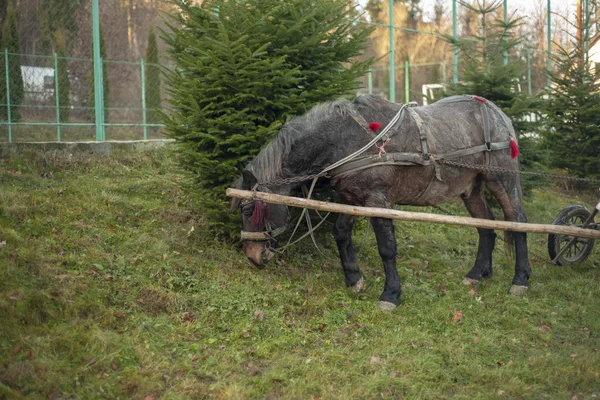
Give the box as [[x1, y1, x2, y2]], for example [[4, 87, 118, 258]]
[[370, 217, 401, 310], [333, 214, 365, 293]]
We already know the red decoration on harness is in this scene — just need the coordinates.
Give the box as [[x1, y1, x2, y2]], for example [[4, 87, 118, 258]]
[[251, 201, 265, 228], [510, 139, 519, 159], [369, 122, 381, 132], [472, 96, 486, 103]]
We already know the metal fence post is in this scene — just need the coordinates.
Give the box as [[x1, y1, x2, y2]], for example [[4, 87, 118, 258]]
[[92, 0, 105, 141], [503, 0, 508, 65], [388, 0, 395, 102], [4, 49, 11, 143], [367, 68, 372, 94], [141, 59, 147, 140], [527, 49, 532, 95], [54, 52, 61, 142], [452, 0, 458, 83], [404, 60, 410, 103], [547, 0, 552, 91]]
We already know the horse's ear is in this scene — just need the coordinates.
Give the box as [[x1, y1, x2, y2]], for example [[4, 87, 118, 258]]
[[241, 170, 258, 190]]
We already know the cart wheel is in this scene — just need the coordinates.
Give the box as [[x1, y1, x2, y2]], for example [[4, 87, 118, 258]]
[[548, 205, 596, 266]]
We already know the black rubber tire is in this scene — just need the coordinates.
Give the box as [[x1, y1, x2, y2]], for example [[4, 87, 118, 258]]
[[548, 205, 595, 266]]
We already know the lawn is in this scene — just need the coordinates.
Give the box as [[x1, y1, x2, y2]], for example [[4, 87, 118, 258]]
[[0, 148, 598, 399]]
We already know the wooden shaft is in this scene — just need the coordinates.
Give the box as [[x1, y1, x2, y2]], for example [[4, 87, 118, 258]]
[[226, 188, 600, 239]]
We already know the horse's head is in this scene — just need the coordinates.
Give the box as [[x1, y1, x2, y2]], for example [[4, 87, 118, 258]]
[[232, 170, 288, 268]]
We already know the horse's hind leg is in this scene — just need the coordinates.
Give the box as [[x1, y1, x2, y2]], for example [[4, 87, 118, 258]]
[[485, 177, 531, 295], [334, 214, 365, 293], [461, 176, 496, 284]]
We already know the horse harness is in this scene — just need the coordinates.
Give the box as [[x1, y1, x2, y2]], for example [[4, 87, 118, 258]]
[[331, 95, 514, 181], [240, 95, 516, 243]]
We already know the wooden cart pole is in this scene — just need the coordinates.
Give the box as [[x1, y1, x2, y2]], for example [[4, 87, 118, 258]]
[[226, 188, 600, 240]]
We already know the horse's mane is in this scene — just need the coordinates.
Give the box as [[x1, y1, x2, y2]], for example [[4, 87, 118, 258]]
[[245, 96, 373, 184]]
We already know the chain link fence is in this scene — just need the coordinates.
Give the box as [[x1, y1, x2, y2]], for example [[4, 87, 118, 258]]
[[1, 0, 166, 142], [0, 0, 585, 142]]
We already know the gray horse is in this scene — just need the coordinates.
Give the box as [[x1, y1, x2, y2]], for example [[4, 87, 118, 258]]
[[232, 94, 530, 310]]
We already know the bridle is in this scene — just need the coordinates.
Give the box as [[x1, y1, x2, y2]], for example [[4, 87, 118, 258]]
[[238, 186, 288, 246]]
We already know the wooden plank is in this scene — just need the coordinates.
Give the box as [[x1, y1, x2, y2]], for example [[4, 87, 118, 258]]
[[226, 188, 600, 239]]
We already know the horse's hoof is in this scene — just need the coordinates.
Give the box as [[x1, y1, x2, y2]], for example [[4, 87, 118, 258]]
[[378, 301, 397, 311], [352, 277, 365, 293], [509, 285, 528, 295], [462, 277, 479, 286]]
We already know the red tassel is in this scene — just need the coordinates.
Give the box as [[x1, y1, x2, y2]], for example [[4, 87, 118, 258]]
[[251, 201, 264, 228], [369, 122, 381, 132], [510, 139, 519, 159], [472, 96, 486, 103]]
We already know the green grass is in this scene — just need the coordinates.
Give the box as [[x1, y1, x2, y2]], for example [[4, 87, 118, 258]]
[[1, 148, 599, 399]]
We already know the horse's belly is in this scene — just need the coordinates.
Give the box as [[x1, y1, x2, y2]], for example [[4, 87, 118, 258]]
[[389, 166, 478, 206]]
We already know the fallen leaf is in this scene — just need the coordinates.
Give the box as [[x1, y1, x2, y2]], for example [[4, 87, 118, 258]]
[[369, 356, 381, 364], [0, 240, 7, 249], [473, 337, 480, 344], [318, 323, 327, 332], [389, 371, 398, 378], [341, 301, 349, 307], [301, 300, 308, 307], [13, 344, 21, 354], [85, 358, 97, 367], [48, 390, 61, 400], [28, 350, 35, 360], [143, 394, 158, 400], [468, 288, 476, 296], [243, 331, 251, 338], [440, 285, 447, 293], [254, 310, 265, 321], [497, 360, 504, 368], [452, 310, 464, 322], [104, 274, 113, 280], [447, 271, 454, 276], [539, 325, 550, 333], [111, 361, 119, 371], [570, 354, 578, 359], [423, 260, 429, 268], [497, 389, 505, 395], [162, 253, 167, 260], [91, 269, 100, 276], [182, 312, 195, 322]]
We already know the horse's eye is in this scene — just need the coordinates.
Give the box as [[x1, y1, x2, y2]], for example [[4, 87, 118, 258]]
[[241, 202, 254, 217]]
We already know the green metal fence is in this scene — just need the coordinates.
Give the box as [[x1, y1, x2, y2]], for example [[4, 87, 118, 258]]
[[1, 0, 165, 142], [354, 0, 572, 104], [0, 0, 588, 142]]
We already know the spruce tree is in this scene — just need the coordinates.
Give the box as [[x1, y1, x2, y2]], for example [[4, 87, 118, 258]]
[[442, 0, 544, 194], [88, 24, 109, 123], [0, 2, 24, 121], [541, 32, 600, 179], [144, 26, 161, 128], [163, 0, 374, 237]]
